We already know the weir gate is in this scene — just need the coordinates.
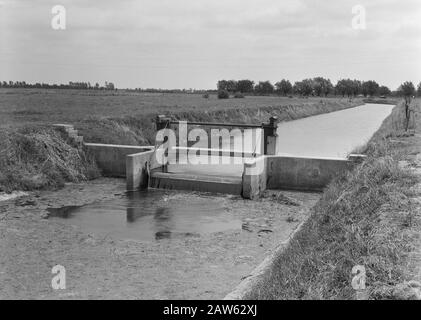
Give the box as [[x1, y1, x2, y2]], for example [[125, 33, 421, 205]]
[[54, 116, 365, 199]]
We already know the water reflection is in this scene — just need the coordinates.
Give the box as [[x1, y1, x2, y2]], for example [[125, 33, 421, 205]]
[[125, 193, 177, 238], [152, 207, 174, 240], [47, 205, 82, 218], [48, 190, 241, 241]]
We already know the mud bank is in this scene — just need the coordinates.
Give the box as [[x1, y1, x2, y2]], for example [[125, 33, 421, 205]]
[[0, 178, 320, 299]]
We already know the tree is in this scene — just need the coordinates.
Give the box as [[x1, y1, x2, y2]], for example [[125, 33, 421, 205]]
[[275, 79, 293, 96], [417, 82, 421, 97], [312, 77, 323, 96], [236, 80, 254, 93], [323, 79, 334, 97], [335, 79, 348, 97], [293, 79, 313, 96], [312, 77, 333, 97], [350, 80, 361, 96], [399, 81, 416, 102], [335, 79, 359, 98], [225, 80, 237, 92], [106, 82, 115, 90], [254, 81, 274, 95], [398, 81, 416, 131], [361, 80, 379, 97], [217, 80, 237, 93], [378, 85, 391, 97], [217, 80, 228, 92]]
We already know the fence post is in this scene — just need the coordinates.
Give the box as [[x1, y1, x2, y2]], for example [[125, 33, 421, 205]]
[[156, 115, 171, 131], [263, 116, 279, 155]]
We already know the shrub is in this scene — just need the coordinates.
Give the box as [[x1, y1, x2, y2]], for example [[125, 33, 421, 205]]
[[217, 90, 230, 99], [234, 92, 245, 99], [202, 93, 209, 99]]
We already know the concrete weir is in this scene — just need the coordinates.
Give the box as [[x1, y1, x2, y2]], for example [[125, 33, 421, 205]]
[[149, 172, 243, 195], [53, 120, 365, 198]]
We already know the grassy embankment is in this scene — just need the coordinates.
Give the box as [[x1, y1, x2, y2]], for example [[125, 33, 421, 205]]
[[248, 99, 421, 300], [76, 98, 360, 145], [0, 92, 361, 193]]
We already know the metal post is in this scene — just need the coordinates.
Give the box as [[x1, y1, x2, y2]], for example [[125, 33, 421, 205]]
[[263, 116, 278, 155], [156, 115, 171, 131]]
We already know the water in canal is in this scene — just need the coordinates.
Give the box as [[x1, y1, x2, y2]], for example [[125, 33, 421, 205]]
[[276, 103, 394, 158]]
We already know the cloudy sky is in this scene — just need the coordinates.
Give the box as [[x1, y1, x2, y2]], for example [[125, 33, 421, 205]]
[[0, 0, 420, 89]]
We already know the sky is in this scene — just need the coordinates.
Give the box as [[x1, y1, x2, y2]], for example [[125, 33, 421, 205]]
[[0, 0, 420, 90]]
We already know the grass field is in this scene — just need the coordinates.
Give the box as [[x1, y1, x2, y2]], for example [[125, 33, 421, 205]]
[[0, 88, 363, 128]]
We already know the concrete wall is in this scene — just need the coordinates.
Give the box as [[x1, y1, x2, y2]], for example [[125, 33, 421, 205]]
[[242, 156, 267, 199], [242, 155, 357, 197], [126, 150, 155, 191], [85, 141, 364, 194], [266, 155, 352, 191], [85, 143, 153, 177]]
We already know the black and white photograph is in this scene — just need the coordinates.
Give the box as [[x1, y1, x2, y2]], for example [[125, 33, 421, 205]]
[[0, 0, 420, 307]]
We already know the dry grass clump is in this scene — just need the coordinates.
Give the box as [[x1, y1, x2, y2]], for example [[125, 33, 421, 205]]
[[0, 126, 100, 192]]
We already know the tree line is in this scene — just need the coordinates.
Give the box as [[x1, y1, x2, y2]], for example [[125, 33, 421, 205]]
[[217, 78, 421, 98], [0, 81, 116, 90], [2, 78, 420, 98]]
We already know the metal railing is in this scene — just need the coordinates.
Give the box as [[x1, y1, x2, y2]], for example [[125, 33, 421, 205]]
[[156, 115, 278, 132], [154, 115, 279, 172]]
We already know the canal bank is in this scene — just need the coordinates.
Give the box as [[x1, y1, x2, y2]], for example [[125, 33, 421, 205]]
[[245, 100, 421, 300]]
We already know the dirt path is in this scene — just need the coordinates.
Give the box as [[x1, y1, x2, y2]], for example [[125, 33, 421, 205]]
[[0, 178, 319, 299]]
